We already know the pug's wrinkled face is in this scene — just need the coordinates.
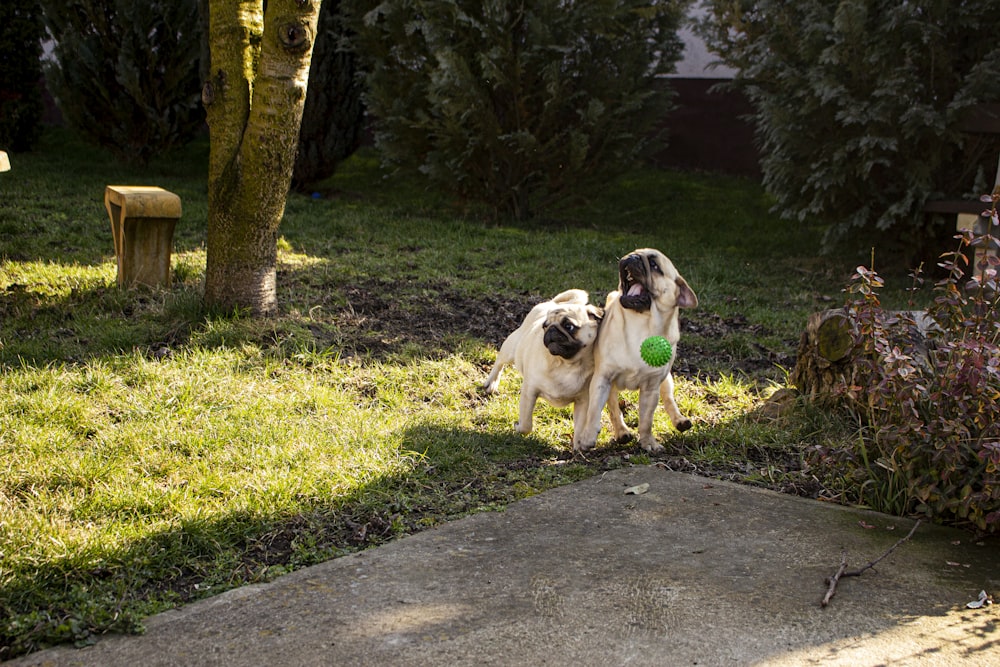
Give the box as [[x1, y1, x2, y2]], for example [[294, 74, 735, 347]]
[[618, 249, 698, 313], [542, 305, 603, 359]]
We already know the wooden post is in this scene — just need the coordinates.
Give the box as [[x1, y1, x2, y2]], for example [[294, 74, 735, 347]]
[[956, 212, 999, 278], [104, 186, 182, 289]]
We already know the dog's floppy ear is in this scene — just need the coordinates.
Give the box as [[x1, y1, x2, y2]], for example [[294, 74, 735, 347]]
[[587, 305, 604, 322], [676, 277, 698, 308]]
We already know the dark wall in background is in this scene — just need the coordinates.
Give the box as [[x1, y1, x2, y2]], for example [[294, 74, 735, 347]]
[[652, 78, 760, 179]]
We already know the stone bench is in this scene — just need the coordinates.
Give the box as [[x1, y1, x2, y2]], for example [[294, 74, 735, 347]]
[[104, 185, 182, 288]]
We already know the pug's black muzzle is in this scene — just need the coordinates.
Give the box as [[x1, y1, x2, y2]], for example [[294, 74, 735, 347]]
[[619, 253, 652, 312], [543, 325, 582, 359]]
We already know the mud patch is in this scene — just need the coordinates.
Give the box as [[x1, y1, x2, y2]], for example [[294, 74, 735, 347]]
[[338, 282, 533, 352], [324, 281, 795, 382]]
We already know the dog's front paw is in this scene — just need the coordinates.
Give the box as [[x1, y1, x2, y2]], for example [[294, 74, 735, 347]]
[[573, 438, 597, 453], [612, 431, 635, 445], [639, 437, 664, 454], [514, 421, 532, 435], [675, 418, 693, 432]]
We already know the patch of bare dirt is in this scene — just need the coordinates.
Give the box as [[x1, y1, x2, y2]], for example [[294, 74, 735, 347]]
[[336, 282, 534, 355], [680, 313, 797, 380], [327, 282, 796, 382]]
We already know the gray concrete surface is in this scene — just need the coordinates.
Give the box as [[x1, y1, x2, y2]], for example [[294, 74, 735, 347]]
[[9, 466, 1000, 666]]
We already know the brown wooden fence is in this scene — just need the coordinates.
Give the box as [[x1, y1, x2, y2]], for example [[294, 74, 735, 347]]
[[652, 77, 760, 179]]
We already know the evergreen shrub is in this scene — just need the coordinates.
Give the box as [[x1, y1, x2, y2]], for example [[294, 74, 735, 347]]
[[697, 0, 1000, 249], [0, 0, 45, 152], [346, 0, 691, 219], [40, 0, 204, 166]]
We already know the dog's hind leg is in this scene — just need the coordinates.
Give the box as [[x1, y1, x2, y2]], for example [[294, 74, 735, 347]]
[[483, 334, 518, 394], [606, 385, 633, 443], [659, 372, 692, 432]]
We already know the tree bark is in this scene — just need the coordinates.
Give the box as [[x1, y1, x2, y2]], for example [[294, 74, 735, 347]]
[[790, 309, 858, 406], [203, 0, 320, 316], [790, 308, 937, 406]]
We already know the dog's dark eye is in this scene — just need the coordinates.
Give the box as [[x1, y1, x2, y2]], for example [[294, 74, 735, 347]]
[[649, 259, 662, 274], [563, 319, 577, 333]]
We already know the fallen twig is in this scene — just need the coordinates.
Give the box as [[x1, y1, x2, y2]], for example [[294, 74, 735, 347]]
[[844, 520, 922, 578], [821, 551, 848, 607], [821, 520, 921, 608]]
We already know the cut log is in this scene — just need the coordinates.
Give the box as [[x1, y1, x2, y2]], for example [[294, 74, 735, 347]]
[[809, 309, 854, 364], [790, 309, 858, 406], [790, 309, 938, 407]]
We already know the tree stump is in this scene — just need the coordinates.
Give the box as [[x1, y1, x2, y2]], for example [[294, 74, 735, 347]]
[[790, 309, 938, 407], [790, 309, 858, 406]]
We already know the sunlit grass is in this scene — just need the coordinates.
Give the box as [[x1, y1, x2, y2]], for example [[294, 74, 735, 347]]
[[0, 260, 115, 295], [0, 125, 910, 658]]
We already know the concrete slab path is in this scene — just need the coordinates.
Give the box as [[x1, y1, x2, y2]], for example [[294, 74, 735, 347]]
[[9, 466, 999, 666]]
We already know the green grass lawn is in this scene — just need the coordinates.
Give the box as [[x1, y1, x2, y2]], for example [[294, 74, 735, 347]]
[[0, 127, 921, 658]]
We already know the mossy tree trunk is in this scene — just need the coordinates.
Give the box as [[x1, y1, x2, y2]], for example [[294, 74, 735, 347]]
[[203, 0, 320, 315]]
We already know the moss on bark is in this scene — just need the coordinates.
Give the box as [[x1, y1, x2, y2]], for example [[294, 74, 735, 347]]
[[204, 0, 320, 315]]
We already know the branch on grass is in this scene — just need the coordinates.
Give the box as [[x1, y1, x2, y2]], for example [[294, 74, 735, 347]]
[[821, 520, 921, 608]]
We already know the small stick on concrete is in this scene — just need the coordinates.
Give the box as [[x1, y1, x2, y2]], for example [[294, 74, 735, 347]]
[[843, 520, 922, 578], [821, 551, 849, 607], [821, 520, 921, 608]]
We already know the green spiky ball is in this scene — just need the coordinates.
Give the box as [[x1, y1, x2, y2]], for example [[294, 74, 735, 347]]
[[640, 336, 673, 367]]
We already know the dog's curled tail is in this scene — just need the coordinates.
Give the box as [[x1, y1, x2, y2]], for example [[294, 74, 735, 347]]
[[551, 288, 589, 305]]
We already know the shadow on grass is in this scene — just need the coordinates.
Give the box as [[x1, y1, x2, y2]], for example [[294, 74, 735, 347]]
[[0, 257, 540, 370], [0, 253, 794, 391], [7, 395, 828, 659], [0, 421, 584, 659], [6, 420, 1000, 664]]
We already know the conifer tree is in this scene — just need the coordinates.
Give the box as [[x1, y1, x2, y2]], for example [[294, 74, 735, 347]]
[[293, 0, 366, 191], [0, 0, 44, 152], [697, 0, 1000, 248], [40, 0, 204, 165], [346, 0, 692, 219]]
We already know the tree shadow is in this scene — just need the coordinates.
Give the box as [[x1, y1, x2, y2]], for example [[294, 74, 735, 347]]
[[0, 252, 547, 369], [0, 421, 570, 659], [1, 250, 794, 390], [6, 419, 999, 663]]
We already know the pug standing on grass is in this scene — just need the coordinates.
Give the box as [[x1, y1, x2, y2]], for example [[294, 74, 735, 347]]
[[574, 248, 698, 454], [483, 289, 604, 437]]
